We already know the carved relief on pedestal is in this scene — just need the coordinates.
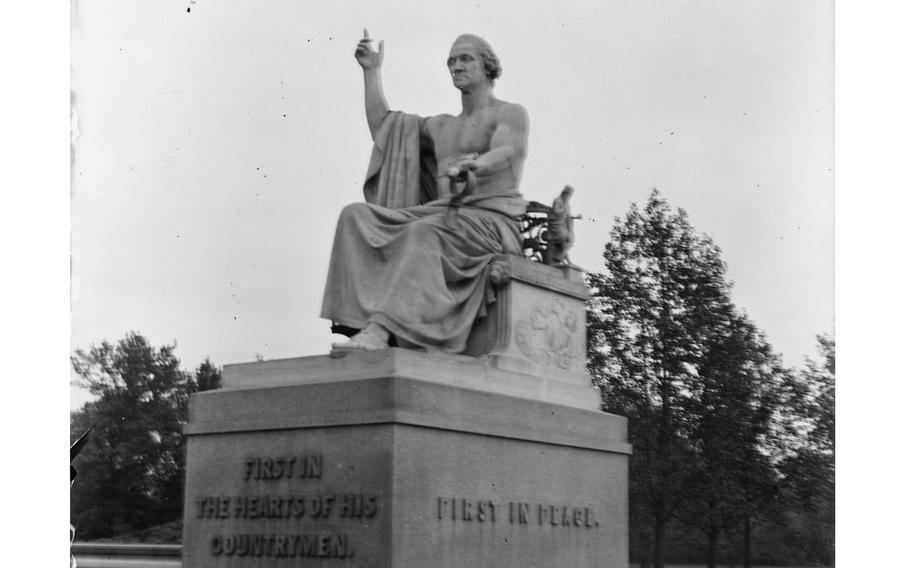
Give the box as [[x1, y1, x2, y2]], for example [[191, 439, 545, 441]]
[[514, 297, 583, 370]]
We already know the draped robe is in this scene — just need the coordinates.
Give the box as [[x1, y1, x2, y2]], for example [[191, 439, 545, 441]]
[[320, 112, 527, 353]]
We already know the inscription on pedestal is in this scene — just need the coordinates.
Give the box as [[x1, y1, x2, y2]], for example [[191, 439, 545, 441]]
[[436, 497, 600, 528], [191, 454, 379, 561], [243, 455, 323, 480]]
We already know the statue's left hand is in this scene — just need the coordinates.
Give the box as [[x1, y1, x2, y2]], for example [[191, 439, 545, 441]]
[[445, 154, 478, 180]]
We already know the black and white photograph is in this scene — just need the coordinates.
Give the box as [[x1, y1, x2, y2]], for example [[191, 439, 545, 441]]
[[29, 0, 871, 566]]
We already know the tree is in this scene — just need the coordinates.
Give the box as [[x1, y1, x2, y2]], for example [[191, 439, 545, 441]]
[[800, 335, 834, 455], [681, 312, 758, 567], [191, 358, 223, 393], [685, 311, 794, 568], [70, 332, 221, 540], [777, 335, 835, 565], [587, 190, 792, 568], [588, 190, 739, 568]]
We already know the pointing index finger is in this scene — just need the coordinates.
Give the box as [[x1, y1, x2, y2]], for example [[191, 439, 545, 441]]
[[362, 28, 371, 42]]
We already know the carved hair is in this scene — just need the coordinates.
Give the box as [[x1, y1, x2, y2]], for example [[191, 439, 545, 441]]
[[453, 34, 502, 85]]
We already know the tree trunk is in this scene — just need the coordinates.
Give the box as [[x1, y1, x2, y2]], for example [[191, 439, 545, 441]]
[[706, 525, 720, 568], [639, 528, 653, 568], [638, 523, 654, 568], [742, 516, 752, 568], [653, 516, 666, 568]]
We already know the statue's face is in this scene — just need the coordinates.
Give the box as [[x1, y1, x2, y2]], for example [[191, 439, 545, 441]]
[[447, 43, 485, 90]]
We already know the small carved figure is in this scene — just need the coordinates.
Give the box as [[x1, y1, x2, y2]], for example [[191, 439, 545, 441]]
[[546, 185, 576, 266]]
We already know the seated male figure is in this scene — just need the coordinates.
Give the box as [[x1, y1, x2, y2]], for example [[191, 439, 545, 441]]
[[321, 32, 529, 352]]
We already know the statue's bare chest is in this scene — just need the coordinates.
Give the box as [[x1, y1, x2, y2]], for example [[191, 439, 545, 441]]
[[430, 114, 497, 161]]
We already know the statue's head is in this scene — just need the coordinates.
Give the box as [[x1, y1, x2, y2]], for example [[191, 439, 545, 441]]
[[449, 34, 502, 86]]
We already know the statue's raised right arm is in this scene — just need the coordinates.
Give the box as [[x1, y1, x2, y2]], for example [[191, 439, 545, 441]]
[[354, 29, 389, 140]]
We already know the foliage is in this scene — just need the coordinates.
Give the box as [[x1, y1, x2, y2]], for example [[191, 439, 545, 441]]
[[777, 336, 835, 565], [191, 357, 223, 394], [70, 332, 221, 540], [587, 190, 831, 567], [92, 519, 183, 544], [686, 312, 795, 568], [588, 190, 741, 567]]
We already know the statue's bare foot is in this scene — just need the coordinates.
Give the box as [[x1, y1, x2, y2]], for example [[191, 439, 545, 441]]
[[331, 324, 389, 351]]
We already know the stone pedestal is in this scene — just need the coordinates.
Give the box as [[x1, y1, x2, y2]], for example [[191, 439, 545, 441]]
[[182, 351, 630, 567], [466, 255, 589, 380]]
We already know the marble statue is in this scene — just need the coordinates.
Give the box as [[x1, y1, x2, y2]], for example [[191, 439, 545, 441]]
[[321, 31, 529, 353]]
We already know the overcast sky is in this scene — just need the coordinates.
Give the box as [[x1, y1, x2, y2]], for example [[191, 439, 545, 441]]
[[70, 0, 833, 408]]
